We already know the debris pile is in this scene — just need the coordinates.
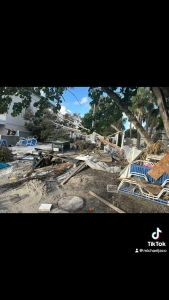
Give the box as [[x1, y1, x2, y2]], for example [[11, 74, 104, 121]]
[[118, 142, 169, 206], [3, 129, 169, 213], [140, 140, 166, 160]]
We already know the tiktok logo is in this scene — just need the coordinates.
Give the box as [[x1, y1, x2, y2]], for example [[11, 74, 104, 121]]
[[152, 228, 162, 240]]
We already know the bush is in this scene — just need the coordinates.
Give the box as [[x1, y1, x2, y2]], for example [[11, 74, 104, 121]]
[[0, 146, 14, 162]]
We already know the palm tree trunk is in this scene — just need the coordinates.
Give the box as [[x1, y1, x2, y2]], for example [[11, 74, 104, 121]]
[[101, 87, 154, 147], [137, 108, 143, 149], [149, 115, 157, 138], [152, 87, 169, 141]]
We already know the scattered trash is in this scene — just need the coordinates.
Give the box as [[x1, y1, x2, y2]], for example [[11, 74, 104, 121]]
[[22, 156, 35, 160], [9, 177, 17, 180], [143, 163, 154, 168], [104, 147, 121, 161], [85, 160, 121, 173], [75, 155, 97, 162], [107, 185, 118, 193], [112, 196, 115, 199], [89, 207, 94, 211], [0, 162, 10, 169], [39, 204, 52, 211]]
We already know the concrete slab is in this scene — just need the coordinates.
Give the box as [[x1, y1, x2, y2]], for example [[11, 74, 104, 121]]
[[58, 196, 84, 212]]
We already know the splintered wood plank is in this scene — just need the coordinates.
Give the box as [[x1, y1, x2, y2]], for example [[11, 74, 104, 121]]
[[147, 164, 165, 180], [60, 162, 86, 185], [159, 162, 169, 176], [147, 153, 169, 180], [97, 136, 121, 151], [89, 191, 126, 213]]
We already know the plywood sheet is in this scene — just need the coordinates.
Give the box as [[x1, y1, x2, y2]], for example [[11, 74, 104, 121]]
[[148, 153, 169, 180]]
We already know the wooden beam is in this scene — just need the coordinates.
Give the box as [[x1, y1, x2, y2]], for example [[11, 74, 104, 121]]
[[97, 136, 121, 151], [60, 162, 86, 185], [110, 124, 122, 133], [89, 191, 126, 213]]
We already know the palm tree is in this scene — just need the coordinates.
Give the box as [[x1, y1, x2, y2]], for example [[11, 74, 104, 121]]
[[131, 87, 160, 148]]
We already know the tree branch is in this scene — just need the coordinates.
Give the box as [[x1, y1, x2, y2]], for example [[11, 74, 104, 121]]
[[51, 121, 88, 135], [160, 87, 169, 98], [101, 87, 154, 146], [66, 88, 82, 106], [56, 112, 90, 132], [110, 124, 122, 133]]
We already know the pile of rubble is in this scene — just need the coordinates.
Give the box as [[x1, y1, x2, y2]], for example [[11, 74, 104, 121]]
[[118, 141, 169, 206], [2, 135, 169, 213], [0, 137, 128, 213]]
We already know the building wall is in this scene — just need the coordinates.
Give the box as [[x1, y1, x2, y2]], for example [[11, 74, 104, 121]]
[[0, 94, 39, 134], [0, 124, 6, 135], [0, 113, 6, 125], [0, 135, 20, 145]]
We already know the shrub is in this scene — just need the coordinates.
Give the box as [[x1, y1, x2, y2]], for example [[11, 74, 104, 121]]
[[0, 146, 14, 162]]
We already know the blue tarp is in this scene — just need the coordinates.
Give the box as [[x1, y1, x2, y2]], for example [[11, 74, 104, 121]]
[[0, 162, 10, 169]]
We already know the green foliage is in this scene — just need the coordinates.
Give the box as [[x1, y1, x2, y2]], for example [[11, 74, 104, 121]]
[[0, 87, 69, 117], [23, 108, 71, 142], [156, 117, 164, 131], [125, 128, 137, 138], [0, 147, 14, 162], [81, 100, 126, 136]]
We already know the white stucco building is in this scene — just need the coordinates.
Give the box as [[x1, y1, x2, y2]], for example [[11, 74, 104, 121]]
[[0, 93, 40, 135]]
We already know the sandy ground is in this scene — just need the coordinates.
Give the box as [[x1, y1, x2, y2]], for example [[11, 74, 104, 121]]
[[1, 147, 169, 213], [11, 143, 53, 155]]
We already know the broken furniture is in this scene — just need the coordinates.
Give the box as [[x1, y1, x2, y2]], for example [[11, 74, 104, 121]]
[[16, 137, 37, 146], [118, 177, 169, 206], [118, 159, 169, 206], [0, 139, 8, 147]]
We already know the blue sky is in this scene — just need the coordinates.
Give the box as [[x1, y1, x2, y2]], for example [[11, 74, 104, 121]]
[[57, 87, 130, 130], [60, 87, 91, 117]]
